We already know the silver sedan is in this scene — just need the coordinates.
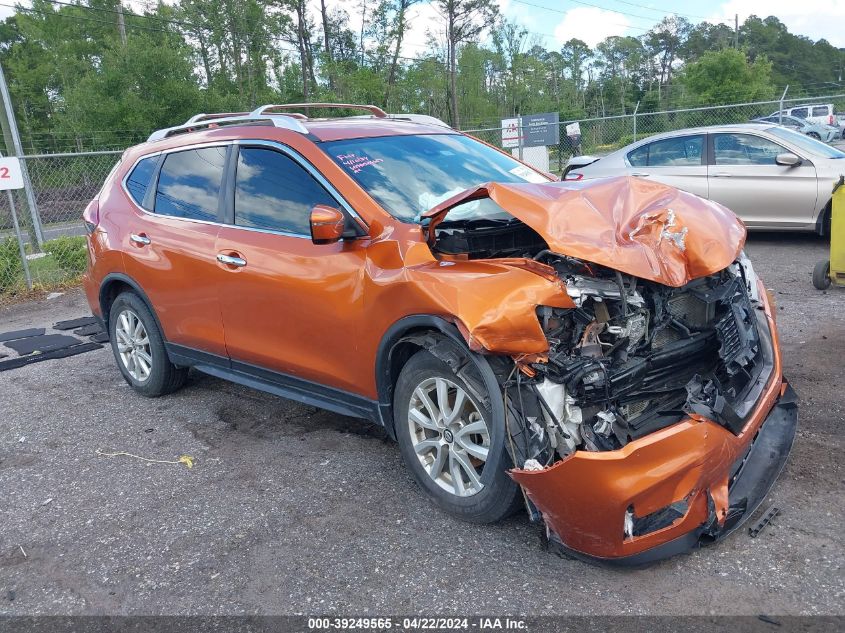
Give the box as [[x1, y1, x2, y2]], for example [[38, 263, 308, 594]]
[[565, 123, 845, 233]]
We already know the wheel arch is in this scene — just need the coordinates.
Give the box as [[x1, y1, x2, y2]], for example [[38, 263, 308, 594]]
[[816, 199, 832, 236], [99, 273, 165, 340], [375, 315, 506, 440]]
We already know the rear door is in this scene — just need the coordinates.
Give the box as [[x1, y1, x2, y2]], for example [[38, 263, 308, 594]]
[[707, 132, 818, 228], [121, 144, 229, 356], [214, 143, 368, 394], [625, 134, 708, 197]]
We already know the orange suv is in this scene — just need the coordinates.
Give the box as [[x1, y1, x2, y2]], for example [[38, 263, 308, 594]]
[[83, 103, 797, 565]]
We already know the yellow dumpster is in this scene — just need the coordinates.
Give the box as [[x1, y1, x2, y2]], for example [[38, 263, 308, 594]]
[[814, 175, 845, 289]]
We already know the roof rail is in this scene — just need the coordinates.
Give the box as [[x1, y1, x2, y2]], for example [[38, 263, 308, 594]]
[[185, 112, 250, 124], [146, 103, 449, 143], [385, 113, 451, 129], [146, 111, 310, 142], [253, 103, 388, 118]]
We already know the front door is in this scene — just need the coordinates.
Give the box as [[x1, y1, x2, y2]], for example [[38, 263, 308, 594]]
[[214, 144, 368, 394], [708, 132, 818, 228]]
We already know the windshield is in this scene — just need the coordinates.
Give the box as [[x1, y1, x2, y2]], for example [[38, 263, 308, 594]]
[[767, 126, 845, 159], [322, 133, 551, 222]]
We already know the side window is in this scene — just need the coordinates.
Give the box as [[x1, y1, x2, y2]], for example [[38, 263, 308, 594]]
[[126, 156, 157, 208], [627, 135, 703, 167], [812, 106, 828, 117], [627, 145, 649, 167], [154, 147, 226, 221], [790, 107, 808, 119], [713, 134, 785, 166], [234, 147, 337, 234]]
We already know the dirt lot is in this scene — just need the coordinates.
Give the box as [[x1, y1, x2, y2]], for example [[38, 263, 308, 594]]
[[0, 233, 843, 616]]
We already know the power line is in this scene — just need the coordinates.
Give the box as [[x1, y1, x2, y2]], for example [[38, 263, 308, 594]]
[[0, 2, 176, 34], [511, 0, 659, 25], [609, 0, 709, 22], [37, 0, 202, 31]]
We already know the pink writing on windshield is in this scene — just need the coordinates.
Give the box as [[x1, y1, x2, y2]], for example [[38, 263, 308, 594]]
[[337, 153, 384, 174]]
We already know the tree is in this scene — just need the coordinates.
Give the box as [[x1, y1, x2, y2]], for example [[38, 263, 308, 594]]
[[434, 0, 498, 127], [680, 48, 775, 105], [644, 15, 692, 105], [385, 0, 420, 108]]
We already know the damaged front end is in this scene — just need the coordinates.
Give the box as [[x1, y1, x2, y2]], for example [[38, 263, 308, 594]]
[[515, 252, 769, 461], [424, 177, 797, 565], [504, 252, 796, 564]]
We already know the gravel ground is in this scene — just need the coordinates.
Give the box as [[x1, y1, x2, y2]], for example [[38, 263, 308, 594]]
[[0, 232, 843, 617]]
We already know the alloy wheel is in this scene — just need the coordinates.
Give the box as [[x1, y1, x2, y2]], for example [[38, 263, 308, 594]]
[[407, 376, 490, 497], [114, 309, 152, 382]]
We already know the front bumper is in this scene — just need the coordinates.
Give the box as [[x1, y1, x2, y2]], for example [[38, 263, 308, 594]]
[[547, 384, 796, 567], [509, 281, 797, 566]]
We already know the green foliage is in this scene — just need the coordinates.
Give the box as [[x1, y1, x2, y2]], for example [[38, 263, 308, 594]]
[[0, 237, 23, 293], [681, 48, 775, 105], [43, 236, 87, 276], [0, 1, 840, 144]]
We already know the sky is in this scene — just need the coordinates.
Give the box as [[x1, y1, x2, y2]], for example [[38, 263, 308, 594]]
[[2, 0, 845, 52]]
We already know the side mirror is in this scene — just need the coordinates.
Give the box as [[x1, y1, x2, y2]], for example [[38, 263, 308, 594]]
[[309, 205, 345, 245], [776, 152, 802, 167]]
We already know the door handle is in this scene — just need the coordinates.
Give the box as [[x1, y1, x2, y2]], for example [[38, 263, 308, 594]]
[[216, 253, 247, 268], [130, 233, 151, 246], [712, 172, 732, 178], [631, 172, 650, 177]]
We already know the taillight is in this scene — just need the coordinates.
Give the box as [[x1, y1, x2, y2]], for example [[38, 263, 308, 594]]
[[564, 172, 584, 181], [830, 114, 835, 125], [82, 199, 99, 235]]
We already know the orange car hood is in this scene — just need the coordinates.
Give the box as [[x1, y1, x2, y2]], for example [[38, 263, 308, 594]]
[[422, 176, 746, 287]]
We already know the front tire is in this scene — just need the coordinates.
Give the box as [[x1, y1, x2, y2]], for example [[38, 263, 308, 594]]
[[109, 292, 187, 397], [393, 349, 522, 523]]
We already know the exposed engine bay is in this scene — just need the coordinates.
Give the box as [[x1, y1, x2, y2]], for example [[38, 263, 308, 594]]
[[434, 216, 772, 468]]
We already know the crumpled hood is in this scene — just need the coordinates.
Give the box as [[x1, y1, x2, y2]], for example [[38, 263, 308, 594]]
[[422, 176, 747, 287]]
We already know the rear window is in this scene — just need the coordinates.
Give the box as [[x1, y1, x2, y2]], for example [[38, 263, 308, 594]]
[[154, 147, 227, 221], [627, 135, 703, 167], [126, 157, 157, 208]]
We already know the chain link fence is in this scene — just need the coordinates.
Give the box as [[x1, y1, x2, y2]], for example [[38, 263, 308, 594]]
[[3, 93, 845, 306], [464, 93, 845, 173], [0, 150, 121, 307]]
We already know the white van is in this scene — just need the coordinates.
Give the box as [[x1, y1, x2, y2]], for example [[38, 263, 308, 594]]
[[771, 103, 841, 130]]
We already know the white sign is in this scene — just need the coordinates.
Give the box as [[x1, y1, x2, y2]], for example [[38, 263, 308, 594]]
[[565, 122, 581, 137], [501, 117, 520, 149], [0, 157, 24, 190]]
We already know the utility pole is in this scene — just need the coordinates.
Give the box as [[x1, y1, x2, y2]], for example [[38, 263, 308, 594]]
[[0, 59, 44, 249], [117, 4, 127, 46], [734, 14, 739, 49]]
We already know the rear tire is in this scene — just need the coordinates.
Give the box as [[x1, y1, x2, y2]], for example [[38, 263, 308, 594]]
[[109, 291, 187, 397], [808, 132, 821, 140], [393, 349, 522, 524], [813, 260, 831, 290]]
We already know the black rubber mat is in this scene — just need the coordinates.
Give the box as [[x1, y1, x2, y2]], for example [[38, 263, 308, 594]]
[[4, 334, 81, 356], [73, 323, 104, 336], [0, 343, 102, 372], [90, 332, 110, 343], [0, 328, 45, 342], [54, 316, 98, 331]]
